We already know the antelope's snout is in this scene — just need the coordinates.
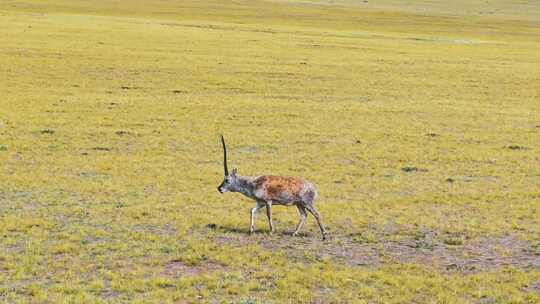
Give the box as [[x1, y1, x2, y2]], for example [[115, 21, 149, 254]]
[[217, 180, 228, 193]]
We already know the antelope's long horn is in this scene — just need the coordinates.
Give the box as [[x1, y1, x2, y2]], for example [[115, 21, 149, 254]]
[[220, 135, 229, 176]]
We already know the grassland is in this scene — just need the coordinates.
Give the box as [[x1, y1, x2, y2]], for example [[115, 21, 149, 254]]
[[1, 0, 539, 303]]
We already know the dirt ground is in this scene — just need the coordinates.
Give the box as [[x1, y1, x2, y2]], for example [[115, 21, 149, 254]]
[[207, 224, 540, 274]]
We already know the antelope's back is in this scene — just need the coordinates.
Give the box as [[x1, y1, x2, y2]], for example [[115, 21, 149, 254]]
[[253, 175, 316, 204]]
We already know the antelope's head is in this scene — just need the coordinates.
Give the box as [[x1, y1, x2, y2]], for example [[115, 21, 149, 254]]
[[217, 135, 239, 193]]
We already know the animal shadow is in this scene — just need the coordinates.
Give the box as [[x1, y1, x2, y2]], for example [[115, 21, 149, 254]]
[[205, 223, 293, 237]]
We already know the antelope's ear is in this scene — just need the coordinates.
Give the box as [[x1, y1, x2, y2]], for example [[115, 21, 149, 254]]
[[232, 168, 238, 176]]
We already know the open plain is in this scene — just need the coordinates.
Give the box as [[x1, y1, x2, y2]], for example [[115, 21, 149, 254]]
[[1, 0, 539, 302]]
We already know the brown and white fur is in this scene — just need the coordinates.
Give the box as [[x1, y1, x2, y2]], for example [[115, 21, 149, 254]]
[[217, 135, 327, 240]]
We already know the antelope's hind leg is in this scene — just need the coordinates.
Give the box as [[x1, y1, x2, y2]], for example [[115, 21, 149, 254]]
[[293, 204, 307, 236], [304, 204, 328, 240]]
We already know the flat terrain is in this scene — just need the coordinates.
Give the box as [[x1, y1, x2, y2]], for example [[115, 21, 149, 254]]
[[1, 0, 539, 303]]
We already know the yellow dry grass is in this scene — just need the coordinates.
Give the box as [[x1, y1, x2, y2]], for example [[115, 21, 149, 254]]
[[1, 0, 539, 303]]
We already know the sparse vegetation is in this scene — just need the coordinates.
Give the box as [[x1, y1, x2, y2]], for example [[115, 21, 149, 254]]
[[1, 0, 539, 303]]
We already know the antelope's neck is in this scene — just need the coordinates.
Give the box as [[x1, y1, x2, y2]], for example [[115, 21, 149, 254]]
[[234, 176, 256, 199]]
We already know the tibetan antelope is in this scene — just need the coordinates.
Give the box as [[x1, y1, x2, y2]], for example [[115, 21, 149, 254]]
[[217, 135, 327, 240]]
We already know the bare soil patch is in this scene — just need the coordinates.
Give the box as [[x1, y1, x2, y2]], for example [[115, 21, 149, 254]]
[[163, 260, 225, 278], [207, 225, 539, 273]]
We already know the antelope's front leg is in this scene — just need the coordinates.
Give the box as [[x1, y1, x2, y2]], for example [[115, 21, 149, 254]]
[[265, 201, 275, 233], [250, 201, 264, 234]]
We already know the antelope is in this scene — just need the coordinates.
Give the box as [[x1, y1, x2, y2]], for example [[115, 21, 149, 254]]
[[217, 135, 327, 240]]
